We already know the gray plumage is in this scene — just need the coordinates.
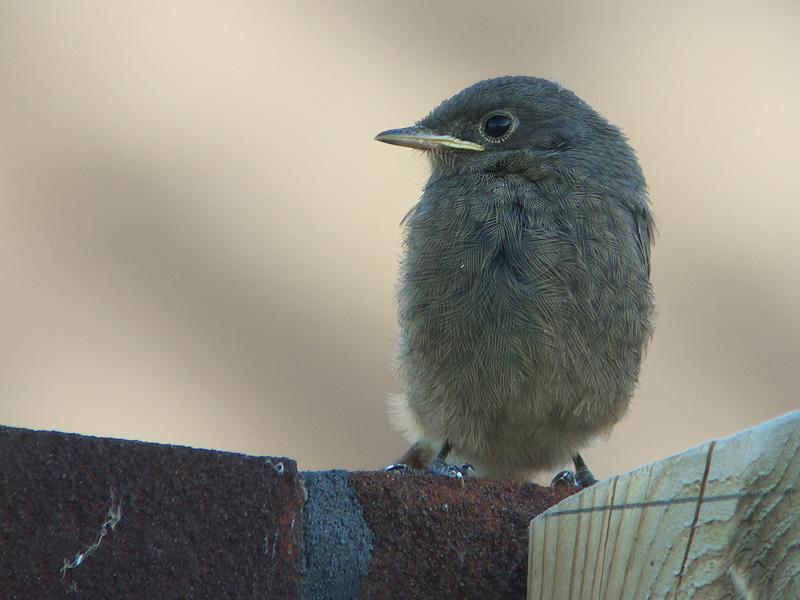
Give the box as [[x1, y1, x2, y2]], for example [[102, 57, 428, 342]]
[[378, 76, 654, 480]]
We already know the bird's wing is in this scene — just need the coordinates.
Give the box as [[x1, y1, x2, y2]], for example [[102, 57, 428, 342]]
[[629, 203, 654, 278]]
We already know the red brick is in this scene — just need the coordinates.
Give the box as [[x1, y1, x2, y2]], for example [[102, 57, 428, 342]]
[[349, 471, 575, 600], [0, 426, 304, 599]]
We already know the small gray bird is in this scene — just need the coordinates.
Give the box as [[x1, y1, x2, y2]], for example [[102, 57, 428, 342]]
[[376, 76, 654, 485]]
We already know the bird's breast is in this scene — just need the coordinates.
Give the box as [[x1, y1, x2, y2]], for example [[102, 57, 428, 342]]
[[400, 182, 583, 357]]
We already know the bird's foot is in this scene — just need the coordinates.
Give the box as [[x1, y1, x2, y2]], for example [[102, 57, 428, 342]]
[[551, 469, 597, 489], [383, 461, 475, 480], [426, 459, 475, 480], [385, 441, 475, 480], [551, 469, 580, 488], [383, 463, 414, 473], [551, 452, 598, 489]]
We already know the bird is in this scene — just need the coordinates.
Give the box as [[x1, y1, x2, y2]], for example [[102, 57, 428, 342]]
[[375, 76, 654, 485]]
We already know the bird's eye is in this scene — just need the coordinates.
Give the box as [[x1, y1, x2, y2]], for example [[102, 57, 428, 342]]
[[482, 113, 514, 140]]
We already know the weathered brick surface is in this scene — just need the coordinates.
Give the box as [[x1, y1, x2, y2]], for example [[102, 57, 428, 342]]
[[349, 471, 576, 600], [0, 426, 577, 599], [0, 426, 304, 599]]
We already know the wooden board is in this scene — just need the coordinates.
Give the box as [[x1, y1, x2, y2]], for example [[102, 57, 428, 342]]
[[528, 411, 800, 599]]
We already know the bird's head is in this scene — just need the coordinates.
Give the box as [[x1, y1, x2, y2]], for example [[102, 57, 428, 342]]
[[376, 76, 643, 190]]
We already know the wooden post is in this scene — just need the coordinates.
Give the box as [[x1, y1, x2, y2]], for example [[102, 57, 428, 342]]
[[528, 411, 800, 599]]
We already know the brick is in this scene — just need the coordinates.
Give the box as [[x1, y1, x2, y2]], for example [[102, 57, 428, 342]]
[[349, 471, 575, 600], [0, 426, 304, 599], [1, 425, 577, 599]]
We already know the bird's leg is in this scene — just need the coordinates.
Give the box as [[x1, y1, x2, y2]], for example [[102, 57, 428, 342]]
[[425, 441, 475, 479], [551, 452, 598, 489], [573, 452, 597, 487], [383, 441, 432, 473]]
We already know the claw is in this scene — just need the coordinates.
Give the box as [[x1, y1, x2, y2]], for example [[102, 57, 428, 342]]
[[551, 469, 579, 488], [388, 442, 475, 481], [384, 463, 413, 473], [426, 458, 473, 480], [444, 465, 464, 479], [551, 453, 599, 489]]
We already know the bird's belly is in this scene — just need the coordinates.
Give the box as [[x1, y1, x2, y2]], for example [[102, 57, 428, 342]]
[[399, 236, 649, 474]]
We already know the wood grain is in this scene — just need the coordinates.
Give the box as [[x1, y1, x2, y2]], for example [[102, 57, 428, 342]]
[[528, 412, 800, 599]]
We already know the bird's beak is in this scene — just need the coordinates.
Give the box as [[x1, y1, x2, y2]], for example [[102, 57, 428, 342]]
[[374, 125, 484, 152]]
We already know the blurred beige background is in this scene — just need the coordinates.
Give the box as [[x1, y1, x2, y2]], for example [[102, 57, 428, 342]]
[[1, 1, 798, 480]]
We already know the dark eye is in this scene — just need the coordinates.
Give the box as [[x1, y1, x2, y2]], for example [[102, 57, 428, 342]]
[[482, 114, 513, 139]]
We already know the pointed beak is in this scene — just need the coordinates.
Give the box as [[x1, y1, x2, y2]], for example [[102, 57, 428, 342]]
[[374, 125, 484, 152]]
